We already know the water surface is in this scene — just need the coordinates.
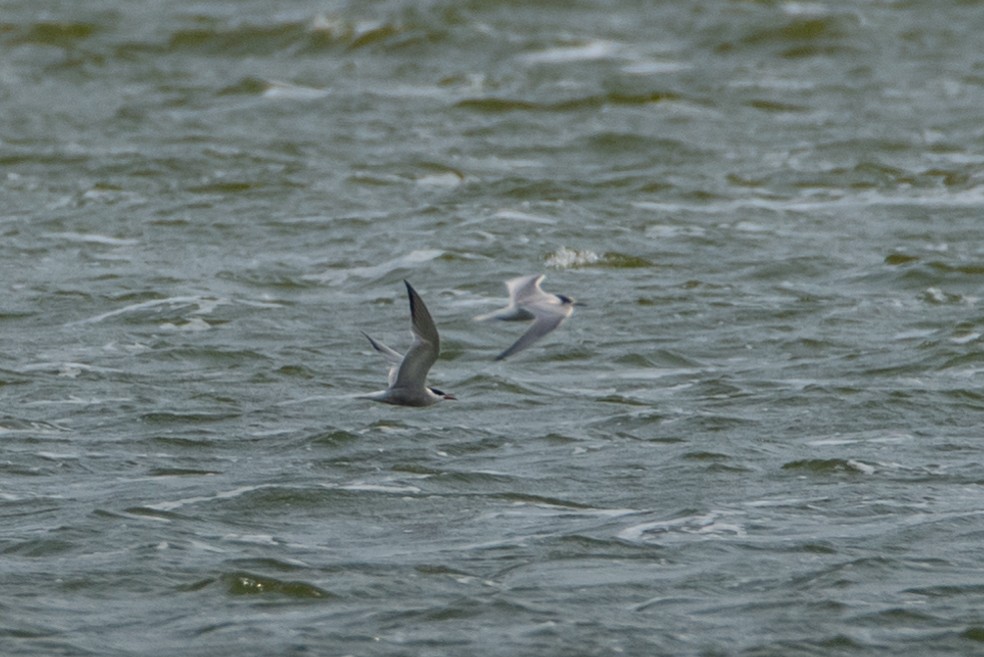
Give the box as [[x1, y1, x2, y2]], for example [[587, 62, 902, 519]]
[[4, 1, 984, 655]]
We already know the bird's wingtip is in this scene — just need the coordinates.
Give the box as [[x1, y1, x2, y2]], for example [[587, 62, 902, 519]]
[[404, 280, 421, 306]]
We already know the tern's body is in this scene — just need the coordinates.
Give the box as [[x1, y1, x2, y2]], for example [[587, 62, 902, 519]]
[[361, 281, 455, 407], [475, 273, 576, 360]]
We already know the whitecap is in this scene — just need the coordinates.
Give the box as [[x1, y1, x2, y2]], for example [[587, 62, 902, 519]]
[[645, 223, 707, 239], [23, 395, 132, 406], [743, 496, 830, 508], [546, 246, 600, 268], [415, 172, 463, 188], [621, 60, 690, 75], [924, 287, 947, 304], [19, 362, 124, 377], [846, 460, 876, 475], [492, 209, 556, 225], [70, 295, 221, 326], [807, 430, 914, 447], [732, 221, 771, 233], [328, 483, 422, 494], [307, 249, 444, 284], [221, 533, 281, 545], [158, 317, 213, 332], [617, 511, 746, 543], [37, 451, 80, 461], [144, 485, 270, 512], [262, 79, 330, 100], [43, 231, 139, 246], [781, 1, 834, 17], [519, 40, 621, 64]]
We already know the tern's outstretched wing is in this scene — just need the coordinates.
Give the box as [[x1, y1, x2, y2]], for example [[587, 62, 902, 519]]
[[474, 274, 542, 321], [474, 305, 534, 322], [362, 331, 403, 363], [362, 331, 403, 386], [505, 273, 545, 304], [393, 281, 439, 390], [494, 307, 568, 361]]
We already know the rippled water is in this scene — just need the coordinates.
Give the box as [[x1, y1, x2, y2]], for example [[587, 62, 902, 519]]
[[5, 1, 984, 655]]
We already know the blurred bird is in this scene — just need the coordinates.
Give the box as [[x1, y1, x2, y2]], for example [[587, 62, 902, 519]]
[[475, 273, 577, 360]]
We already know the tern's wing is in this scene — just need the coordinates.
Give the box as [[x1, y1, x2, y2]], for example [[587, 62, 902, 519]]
[[474, 305, 535, 322], [494, 305, 569, 361], [474, 274, 543, 321], [393, 281, 439, 389], [362, 331, 403, 386], [505, 273, 545, 303], [362, 331, 403, 364]]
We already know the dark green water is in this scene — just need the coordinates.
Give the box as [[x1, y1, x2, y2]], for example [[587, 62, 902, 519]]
[[4, 1, 984, 655]]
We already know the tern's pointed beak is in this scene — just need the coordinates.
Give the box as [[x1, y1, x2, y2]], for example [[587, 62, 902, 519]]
[[429, 387, 457, 401]]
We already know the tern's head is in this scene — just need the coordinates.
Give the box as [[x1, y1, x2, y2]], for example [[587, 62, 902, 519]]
[[429, 387, 457, 401]]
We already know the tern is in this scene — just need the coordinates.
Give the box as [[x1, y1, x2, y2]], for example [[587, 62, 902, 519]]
[[360, 281, 456, 407], [475, 273, 577, 360]]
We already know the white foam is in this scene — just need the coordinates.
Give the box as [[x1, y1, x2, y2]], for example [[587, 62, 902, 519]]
[[44, 231, 139, 246], [159, 317, 212, 332], [617, 511, 746, 543], [19, 362, 124, 377], [262, 80, 331, 100], [145, 485, 268, 512], [326, 482, 422, 494], [70, 295, 219, 326], [846, 459, 876, 475], [546, 246, 600, 268], [493, 209, 556, 225], [520, 40, 621, 64], [415, 172, 463, 188], [307, 249, 444, 284]]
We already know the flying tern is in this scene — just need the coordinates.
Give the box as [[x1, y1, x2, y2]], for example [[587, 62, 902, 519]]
[[360, 281, 456, 406], [475, 273, 577, 360]]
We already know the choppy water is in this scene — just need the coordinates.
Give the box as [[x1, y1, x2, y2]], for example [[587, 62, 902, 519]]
[[4, 1, 984, 655]]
